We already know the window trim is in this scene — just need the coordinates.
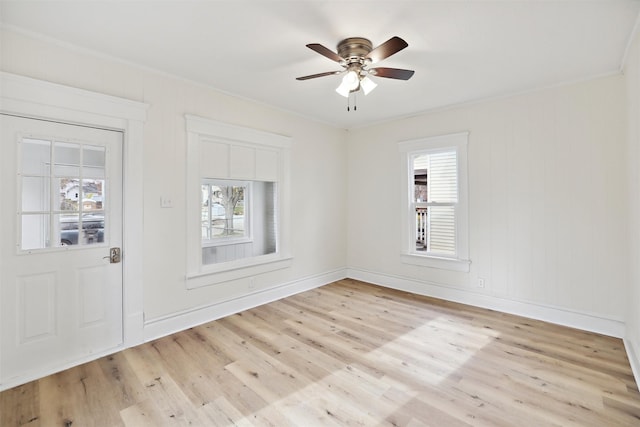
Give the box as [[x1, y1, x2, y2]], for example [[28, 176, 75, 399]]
[[398, 132, 470, 272], [185, 115, 292, 288]]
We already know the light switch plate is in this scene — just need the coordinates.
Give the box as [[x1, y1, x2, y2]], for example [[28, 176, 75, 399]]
[[160, 196, 173, 208]]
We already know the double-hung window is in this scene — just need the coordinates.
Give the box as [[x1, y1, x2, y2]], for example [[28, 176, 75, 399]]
[[399, 132, 470, 272]]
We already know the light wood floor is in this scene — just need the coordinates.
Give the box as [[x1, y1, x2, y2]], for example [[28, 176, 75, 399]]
[[2, 279, 640, 426]]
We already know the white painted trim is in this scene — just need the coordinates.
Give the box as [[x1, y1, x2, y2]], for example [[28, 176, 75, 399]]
[[0, 342, 126, 392], [1, 72, 147, 123], [0, 72, 148, 390], [185, 114, 293, 288], [624, 338, 640, 389], [185, 114, 292, 149], [400, 253, 471, 272], [398, 132, 470, 270], [346, 268, 626, 338], [186, 256, 293, 288], [144, 268, 347, 342]]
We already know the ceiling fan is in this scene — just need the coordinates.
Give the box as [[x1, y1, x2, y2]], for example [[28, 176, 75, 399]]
[[296, 36, 415, 99]]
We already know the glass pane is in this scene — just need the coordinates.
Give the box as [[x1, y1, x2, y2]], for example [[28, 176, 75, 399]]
[[21, 138, 51, 175], [83, 145, 105, 178], [56, 213, 104, 246], [21, 176, 50, 212], [413, 151, 458, 204], [83, 166, 105, 179], [83, 145, 105, 167], [202, 181, 277, 266], [81, 179, 104, 212], [58, 214, 79, 246], [57, 178, 81, 211], [257, 181, 277, 255], [21, 214, 51, 250], [79, 213, 105, 246], [427, 151, 457, 203], [413, 154, 428, 203], [415, 208, 427, 252], [427, 205, 456, 256], [201, 184, 211, 239], [209, 184, 245, 238], [54, 142, 80, 177]]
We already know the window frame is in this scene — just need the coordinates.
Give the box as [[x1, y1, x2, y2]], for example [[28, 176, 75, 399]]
[[398, 132, 470, 272], [185, 115, 292, 288], [17, 135, 110, 252]]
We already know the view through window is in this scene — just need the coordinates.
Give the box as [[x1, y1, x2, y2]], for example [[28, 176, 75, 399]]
[[412, 149, 458, 256], [201, 179, 276, 265]]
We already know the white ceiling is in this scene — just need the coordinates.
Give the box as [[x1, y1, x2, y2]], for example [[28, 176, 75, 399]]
[[1, 1, 639, 129]]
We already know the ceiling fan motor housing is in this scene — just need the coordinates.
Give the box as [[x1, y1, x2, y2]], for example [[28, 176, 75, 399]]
[[337, 37, 373, 65]]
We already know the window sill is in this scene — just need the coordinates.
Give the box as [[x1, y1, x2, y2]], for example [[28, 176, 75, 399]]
[[202, 237, 253, 248], [400, 253, 470, 272], [186, 254, 293, 289]]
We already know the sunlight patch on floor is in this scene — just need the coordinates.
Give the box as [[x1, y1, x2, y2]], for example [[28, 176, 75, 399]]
[[364, 316, 501, 386]]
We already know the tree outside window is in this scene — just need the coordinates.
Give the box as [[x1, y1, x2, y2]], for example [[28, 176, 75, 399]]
[[202, 180, 248, 241]]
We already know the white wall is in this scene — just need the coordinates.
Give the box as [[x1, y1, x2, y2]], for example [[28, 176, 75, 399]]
[[1, 25, 636, 346], [347, 74, 628, 335], [624, 24, 640, 380], [0, 28, 348, 328]]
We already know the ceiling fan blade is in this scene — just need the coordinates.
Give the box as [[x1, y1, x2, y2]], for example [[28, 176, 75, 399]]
[[369, 67, 415, 80], [366, 36, 408, 63], [306, 43, 344, 63], [296, 70, 343, 81]]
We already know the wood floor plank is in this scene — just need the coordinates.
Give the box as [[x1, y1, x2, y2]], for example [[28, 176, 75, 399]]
[[2, 279, 640, 426], [0, 382, 40, 426], [119, 398, 170, 427]]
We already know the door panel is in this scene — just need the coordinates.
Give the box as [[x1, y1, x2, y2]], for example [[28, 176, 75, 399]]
[[1, 114, 123, 386]]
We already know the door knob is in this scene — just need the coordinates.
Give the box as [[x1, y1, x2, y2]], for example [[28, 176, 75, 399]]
[[103, 247, 121, 263]]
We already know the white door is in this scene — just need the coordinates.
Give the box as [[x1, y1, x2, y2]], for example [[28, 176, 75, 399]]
[[0, 114, 123, 387]]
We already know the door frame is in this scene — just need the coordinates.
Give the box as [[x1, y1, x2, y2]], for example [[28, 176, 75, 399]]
[[0, 72, 148, 390]]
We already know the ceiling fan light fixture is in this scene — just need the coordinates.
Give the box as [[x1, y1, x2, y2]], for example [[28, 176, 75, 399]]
[[336, 69, 360, 97], [335, 84, 351, 98], [360, 76, 377, 95]]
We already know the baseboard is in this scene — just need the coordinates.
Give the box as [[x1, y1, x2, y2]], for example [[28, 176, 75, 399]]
[[624, 338, 640, 387], [3, 267, 629, 392], [0, 343, 126, 392], [143, 268, 347, 342], [347, 268, 625, 338]]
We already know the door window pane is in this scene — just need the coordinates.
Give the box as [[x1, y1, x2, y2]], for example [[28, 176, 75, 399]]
[[54, 142, 80, 177], [57, 214, 104, 246], [58, 214, 79, 246], [58, 178, 81, 211], [19, 136, 109, 250], [21, 139, 51, 175], [82, 179, 104, 212], [83, 145, 105, 178], [79, 214, 105, 246], [21, 214, 51, 250], [21, 177, 50, 211]]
